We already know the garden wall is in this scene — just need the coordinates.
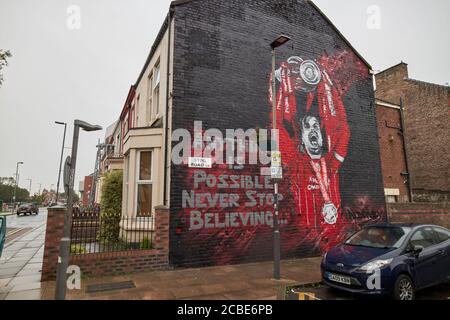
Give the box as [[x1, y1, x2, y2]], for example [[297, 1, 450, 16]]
[[41, 206, 170, 281]]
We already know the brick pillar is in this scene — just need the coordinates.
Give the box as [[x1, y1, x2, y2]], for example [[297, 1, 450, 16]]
[[41, 206, 66, 282], [154, 206, 170, 254]]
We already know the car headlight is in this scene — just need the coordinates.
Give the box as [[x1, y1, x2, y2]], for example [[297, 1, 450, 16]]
[[358, 258, 393, 273]]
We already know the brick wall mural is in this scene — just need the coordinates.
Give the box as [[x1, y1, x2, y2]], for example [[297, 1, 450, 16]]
[[169, 0, 386, 267]]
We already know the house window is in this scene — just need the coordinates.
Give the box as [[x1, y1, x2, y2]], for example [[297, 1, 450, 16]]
[[153, 62, 160, 117], [123, 113, 129, 134], [124, 154, 130, 214], [386, 195, 398, 203], [129, 106, 134, 129], [135, 96, 140, 127], [147, 73, 153, 124], [136, 150, 152, 217]]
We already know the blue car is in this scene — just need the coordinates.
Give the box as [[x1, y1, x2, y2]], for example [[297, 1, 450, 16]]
[[321, 223, 450, 300]]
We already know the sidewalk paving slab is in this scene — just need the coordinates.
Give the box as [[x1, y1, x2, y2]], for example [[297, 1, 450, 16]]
[[40, 257, 323, 300]]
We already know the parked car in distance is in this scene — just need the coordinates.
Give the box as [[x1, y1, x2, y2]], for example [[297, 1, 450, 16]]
[[321, 223, 450, 300], [16, 203, 39, 216], [0, 216, 6, 257]]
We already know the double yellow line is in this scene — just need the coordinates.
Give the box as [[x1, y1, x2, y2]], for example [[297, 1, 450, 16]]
[[296, 292, 320, 300]]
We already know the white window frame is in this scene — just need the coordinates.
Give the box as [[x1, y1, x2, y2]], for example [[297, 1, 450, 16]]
[[135, 150, 153, 218], [147, 72, 153, 124], [135, 95, 140, 127], [124, 153, 130, 215], [153, 61, 161, 119]]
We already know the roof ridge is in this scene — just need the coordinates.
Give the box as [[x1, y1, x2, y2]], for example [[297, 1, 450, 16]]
[[405, 77, 450, 90], [375, 62, 408, 76]]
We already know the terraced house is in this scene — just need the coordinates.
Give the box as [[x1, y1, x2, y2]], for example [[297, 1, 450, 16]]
[[105, 0, 386, 269]]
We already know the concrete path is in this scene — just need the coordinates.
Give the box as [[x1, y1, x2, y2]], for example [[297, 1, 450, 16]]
[[41, 257, 323, 300], [0, 208, 47, 300]]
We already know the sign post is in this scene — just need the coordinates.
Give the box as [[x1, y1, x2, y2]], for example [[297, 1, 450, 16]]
[[55, 120, 102, 300], [270, 34, 291, 281]]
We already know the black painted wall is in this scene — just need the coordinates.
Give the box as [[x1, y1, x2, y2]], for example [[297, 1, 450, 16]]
[[169, 0, 386, 267]]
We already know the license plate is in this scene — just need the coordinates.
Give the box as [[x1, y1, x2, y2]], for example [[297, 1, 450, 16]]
[[327, 273, 351, 285]]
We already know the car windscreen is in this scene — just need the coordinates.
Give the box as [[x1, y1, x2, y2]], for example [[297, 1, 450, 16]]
[[345, 226, 412, 249]]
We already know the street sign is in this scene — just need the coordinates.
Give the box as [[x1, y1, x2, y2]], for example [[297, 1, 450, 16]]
[[271, 151, 282, 167], [188, 157, 212, 169], [271, 166, 283, 179], [63, 156, 71, 195]]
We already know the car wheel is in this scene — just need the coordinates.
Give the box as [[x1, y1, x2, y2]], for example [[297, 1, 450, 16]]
[[393, 274, 415, 300]]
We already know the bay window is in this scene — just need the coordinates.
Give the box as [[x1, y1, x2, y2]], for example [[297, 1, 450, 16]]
[[136, 150, 153, 217]]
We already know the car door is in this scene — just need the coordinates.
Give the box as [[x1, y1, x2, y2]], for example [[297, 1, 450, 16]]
[[431, 227, 450, 281], [408, 227, 441, 289], [0, 216, 6, 257]]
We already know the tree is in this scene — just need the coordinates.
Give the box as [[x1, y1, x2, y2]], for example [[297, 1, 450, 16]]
[[0, 182, 29, 203], [97, 171, 123, 243], [31, 193, 46, 205], [0, 50, 12, 87]]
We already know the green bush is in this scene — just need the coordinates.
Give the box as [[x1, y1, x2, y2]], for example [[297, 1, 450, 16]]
[[97, 170, 123, 243], [70, 244, 86, 254], [140, 237, 153, 250]]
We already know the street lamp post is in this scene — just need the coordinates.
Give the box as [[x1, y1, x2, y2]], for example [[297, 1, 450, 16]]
[[13, 162, 24, 211], [55, 120, 102, 300], [270, 35, 291, 280], [55, 121, 67, 205], [26, 178, 32, 197]]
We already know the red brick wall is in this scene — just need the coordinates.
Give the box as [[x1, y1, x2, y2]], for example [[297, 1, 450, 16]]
[[42, 206, 66, 282], [388, 202, 450, 229], [82, 176, 93, 207], [376, 103, 410, 202], [41, 206, 170, 282], [375, 62, 409, 103], [376, 63, 450, 199]]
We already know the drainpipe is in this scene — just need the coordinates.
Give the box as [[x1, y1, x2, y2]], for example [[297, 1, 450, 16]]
[[163, 11, 173, 206], [399, 98, 414, 202]]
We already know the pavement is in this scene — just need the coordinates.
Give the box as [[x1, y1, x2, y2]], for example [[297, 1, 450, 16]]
[[40, 257, 323, 300], [0, 208, 47, 300], [39, 257, 450, 300]]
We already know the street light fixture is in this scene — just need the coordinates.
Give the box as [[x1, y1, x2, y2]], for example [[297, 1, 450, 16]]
[[270, 35, 291, 49], [55, 119, 102, 300], [55, 121, 67, 205], [270, 34, 291, 281], [13, 161, 24, 211]]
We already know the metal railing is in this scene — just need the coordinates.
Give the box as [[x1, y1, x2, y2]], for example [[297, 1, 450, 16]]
[[70, 208, 155, 255]]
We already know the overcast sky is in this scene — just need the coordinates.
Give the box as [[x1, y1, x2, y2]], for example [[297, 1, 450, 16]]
[[0, 0, 449, 195]]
